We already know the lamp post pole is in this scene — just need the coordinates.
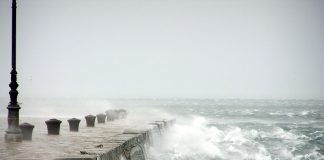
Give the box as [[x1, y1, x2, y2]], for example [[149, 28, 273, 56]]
[[5, 0, 22, 142]]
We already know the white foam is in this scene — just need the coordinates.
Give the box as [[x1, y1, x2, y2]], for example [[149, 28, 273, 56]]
[[147, 115, 324, 160], [272, 127, 299, 140], [148, 116, 273, 160]]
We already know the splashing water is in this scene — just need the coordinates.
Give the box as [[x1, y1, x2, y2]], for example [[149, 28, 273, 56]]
[[0, 98, 323, 160], [143, 99, 324, 160], [147, 116, 323, 160]]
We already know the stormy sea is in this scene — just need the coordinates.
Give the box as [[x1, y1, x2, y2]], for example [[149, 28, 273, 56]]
[[0, 98, 323, 160], [140, 99, 324, 160]]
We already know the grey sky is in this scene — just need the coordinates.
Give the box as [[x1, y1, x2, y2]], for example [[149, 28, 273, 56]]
[[0, 0, 323, 99]]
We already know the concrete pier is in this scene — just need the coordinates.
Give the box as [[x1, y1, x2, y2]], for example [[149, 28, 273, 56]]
[[0, 117, 174, 160]]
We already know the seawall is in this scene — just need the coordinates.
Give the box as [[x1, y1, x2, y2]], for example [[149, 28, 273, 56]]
[[0, 117, 175, 160], [57, 119, 175, 160]]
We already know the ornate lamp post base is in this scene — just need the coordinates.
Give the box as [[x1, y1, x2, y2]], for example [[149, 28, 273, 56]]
[[5, 132, 22, 142], [5, 104, 22, 142]]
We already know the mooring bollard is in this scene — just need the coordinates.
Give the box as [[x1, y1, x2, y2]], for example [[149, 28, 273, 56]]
[[45, 119, 62, 135], [85, 115, 96, 127], [19, 123, 34, 140], [96, 113, 106, 124], [116, 109, 128, 119], [105, 110, 116, 121], [67, 118, 81, 132], [156, 120, 167, 129]]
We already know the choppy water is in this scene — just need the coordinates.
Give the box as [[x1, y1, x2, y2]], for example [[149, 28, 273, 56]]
[[0, 98, 323, 160], [138, 99, 324, 160]]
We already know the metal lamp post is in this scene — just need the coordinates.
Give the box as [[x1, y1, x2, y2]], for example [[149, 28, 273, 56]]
[[5, 0, 22, 142]]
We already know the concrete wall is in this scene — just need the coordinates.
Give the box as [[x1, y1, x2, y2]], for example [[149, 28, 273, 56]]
[[56, 119, 175, 160]]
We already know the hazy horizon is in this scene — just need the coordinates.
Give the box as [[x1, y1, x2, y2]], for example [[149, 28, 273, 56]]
[[1, 97, 324, 100], [1, 0, 324, 100]]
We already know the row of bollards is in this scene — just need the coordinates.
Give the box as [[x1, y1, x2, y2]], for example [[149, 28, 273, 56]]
[[19, 113, 112, 141]]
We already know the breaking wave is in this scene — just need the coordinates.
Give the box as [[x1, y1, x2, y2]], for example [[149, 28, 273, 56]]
[[147, 116, 324, 160]]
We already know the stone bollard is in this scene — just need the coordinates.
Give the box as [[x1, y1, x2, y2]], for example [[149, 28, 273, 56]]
[[156, 120, 167, 130], [67, 118, 81, 132], [116, 109, 128, 119], [45, 119, 62, 135], [19, 123, 34, 140], [85, 115, 96, 127], [96, 113, 106, 124], [105, 110, 116, 121]]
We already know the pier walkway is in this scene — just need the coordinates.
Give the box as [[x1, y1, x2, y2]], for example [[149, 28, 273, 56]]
[[0, 117, 174, 160]]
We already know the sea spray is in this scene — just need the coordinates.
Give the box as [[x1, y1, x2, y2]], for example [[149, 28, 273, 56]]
[[2, 98, 114, 118], [147, 116, 273, 160], [147, 115, 324, 160], [0, 98, 323, 159]]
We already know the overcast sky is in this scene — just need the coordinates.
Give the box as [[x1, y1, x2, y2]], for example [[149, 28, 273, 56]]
[[0, 0, 323, 99]]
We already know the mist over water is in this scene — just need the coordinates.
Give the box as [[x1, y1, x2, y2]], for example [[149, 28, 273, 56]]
[[0, 98, 323, 160], [142, 99, 324, 160], [0, 0, 323, 159]]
